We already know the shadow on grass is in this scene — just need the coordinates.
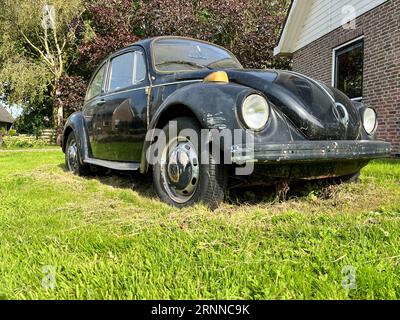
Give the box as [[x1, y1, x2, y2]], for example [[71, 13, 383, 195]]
[[58, 162, 347, 207], [58, 163, 155, 198]]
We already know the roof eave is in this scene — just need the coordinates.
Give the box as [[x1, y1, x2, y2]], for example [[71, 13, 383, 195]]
[[274, 0, 312, 57]]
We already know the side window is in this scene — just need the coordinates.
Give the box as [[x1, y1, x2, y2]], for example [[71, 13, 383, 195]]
[[109, 52, 135, 92], [108, 50, 147, 92], [86, 63, 106, 101], [134, 51, 146, 83]]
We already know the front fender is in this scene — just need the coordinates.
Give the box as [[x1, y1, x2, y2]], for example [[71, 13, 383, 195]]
[[141, 82, 254, 173], [151, 82, 254, 130], [62, 111, 90, 163]]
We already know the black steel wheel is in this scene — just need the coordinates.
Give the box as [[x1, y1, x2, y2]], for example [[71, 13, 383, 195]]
[[65, 132, 90, 176], [152, 117, 226, 210]]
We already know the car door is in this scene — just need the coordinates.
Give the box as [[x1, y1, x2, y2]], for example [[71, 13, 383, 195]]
[[82, 62, 108, 156], [91, 47, 149, 162]]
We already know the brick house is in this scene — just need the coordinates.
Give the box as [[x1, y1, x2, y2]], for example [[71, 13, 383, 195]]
[[274, 0, 400, 156]]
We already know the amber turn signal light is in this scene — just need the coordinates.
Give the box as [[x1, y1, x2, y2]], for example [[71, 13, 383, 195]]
[[203, 71, 229, 84]]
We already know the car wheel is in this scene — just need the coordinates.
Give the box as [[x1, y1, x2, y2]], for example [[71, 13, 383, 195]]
[[152, 117, 227, 210], [65, 131, 90, 176]]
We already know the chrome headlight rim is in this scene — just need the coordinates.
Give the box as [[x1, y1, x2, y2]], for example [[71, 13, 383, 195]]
[[240, 93, 270, 131], [362, 107, 377, 135]]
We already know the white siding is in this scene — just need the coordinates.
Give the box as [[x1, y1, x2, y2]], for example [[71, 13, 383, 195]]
[[294, 0, 388, 52]]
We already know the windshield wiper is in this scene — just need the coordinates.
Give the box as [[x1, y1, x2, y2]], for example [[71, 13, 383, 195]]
[[156, 60, 212, 70]]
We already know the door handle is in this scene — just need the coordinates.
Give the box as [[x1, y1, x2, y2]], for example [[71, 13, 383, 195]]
[[96, 100, 106, 106]]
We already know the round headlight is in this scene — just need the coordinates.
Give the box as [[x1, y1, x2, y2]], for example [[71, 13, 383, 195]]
[[241, 94, 270, 131], [363, 108, 377, 135]]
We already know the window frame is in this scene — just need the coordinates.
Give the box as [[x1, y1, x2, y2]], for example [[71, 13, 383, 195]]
[[105, 48, 147, 94], [85, 61, 108, 102], [332, 36, 364, 102]]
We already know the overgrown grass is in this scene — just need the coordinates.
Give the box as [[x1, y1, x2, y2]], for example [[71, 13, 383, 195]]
[[0, 150, 399, 299]]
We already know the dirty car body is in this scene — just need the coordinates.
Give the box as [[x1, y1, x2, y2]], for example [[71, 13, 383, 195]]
[[62, 36, 391, 209]]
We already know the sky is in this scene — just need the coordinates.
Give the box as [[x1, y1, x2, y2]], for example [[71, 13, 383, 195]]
[[0, 100, 23, 118]]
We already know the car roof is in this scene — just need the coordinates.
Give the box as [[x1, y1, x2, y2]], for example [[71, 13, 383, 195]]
[[124, 36, 225, 52]]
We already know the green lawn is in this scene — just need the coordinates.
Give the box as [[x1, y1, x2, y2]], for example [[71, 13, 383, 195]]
[[0, 150, 399, 300]]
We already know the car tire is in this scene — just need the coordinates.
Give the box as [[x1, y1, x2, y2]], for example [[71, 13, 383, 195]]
[[152, 117, 227, 210], [65, 131, 90, 176]]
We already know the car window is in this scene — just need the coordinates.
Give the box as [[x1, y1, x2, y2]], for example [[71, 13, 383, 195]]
[[135, 51, 146, 83], [109, 52, 135, 92], [154, 38, 243, 73], [86, 63, 106, 100], [108, 51, 147, 92]]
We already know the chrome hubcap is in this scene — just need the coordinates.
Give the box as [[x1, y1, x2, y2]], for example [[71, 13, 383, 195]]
[[67, 141, 78, 173], [161, 137, 200, 203]]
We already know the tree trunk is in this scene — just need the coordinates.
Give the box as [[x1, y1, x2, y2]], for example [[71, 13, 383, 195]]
[[53, 86, 64, 146], [54, 104, 63, 146]]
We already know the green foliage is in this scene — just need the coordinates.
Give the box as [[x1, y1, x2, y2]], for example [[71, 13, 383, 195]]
[[0, 0, 84, 125], [0, 0, 293, 127], [8, 129, 17, 136], [1, 135, 53, 149], [14, 101, 52, 136], [134, 0, 292, 69], [0, 57, 52, 105], [0, 127, 6, 135]]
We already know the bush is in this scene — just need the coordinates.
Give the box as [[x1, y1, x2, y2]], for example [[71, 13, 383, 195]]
[[1, 136, 55, 149], [8, 129, 17, 136]]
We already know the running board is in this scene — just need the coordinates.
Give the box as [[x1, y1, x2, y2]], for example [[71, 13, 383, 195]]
[[84, 158, 140, 171]]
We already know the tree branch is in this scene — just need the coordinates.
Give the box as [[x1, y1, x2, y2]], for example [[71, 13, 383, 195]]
[[19, 30, 56, 76], [52, 25, 64, 80]]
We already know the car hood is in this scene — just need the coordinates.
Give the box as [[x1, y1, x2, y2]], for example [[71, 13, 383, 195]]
[[226, 69, 361, 140], [172, 69, 361, 140]]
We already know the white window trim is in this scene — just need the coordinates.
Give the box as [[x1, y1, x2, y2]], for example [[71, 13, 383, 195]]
[[331, 36, 364, 101]]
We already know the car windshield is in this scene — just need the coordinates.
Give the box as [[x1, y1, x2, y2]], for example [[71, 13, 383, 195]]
[[153, 38, 243, 73]]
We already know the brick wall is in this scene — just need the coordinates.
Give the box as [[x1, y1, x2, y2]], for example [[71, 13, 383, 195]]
[[292, 0, 400, 155]]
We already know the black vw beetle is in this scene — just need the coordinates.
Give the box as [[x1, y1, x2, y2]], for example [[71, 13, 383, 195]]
[[62, 36, 391, 209]]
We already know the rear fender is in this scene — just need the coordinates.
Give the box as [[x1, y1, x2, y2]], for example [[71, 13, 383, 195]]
[[62, 112, 90, 164]]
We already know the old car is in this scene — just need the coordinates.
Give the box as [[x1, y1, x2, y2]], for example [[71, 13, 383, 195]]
[[62, 36, 391, 209]]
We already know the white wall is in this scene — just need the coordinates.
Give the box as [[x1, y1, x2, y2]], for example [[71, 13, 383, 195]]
[[275, 0, 388, 55], [295, 0, 388, 51]]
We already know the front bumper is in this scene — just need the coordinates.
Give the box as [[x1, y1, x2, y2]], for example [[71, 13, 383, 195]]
[[231, 140, 391, 164]]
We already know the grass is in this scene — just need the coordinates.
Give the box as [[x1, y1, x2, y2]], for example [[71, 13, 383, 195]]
[[0, 149, 399, 300]]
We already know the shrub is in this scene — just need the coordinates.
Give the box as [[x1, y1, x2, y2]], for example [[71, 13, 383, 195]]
[[8, 129, 17, 136], [1, 136, 54, 149]]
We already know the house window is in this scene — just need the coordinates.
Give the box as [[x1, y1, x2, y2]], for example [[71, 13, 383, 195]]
[[333, 38, 364, 101]]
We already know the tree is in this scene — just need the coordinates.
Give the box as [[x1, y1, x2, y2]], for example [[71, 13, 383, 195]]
[[1, 0, 292, 137], [0, 0, 84, 141], [55, 0, 139, 120], [134, 0, 291, 69]]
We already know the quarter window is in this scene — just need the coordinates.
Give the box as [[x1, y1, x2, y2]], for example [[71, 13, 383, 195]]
[[333, 38, 364, 100], [135, 52, 146, 83], [109, 52, 135, 92], [86, 63, 106, 100], [108, 51, 147, 92]]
